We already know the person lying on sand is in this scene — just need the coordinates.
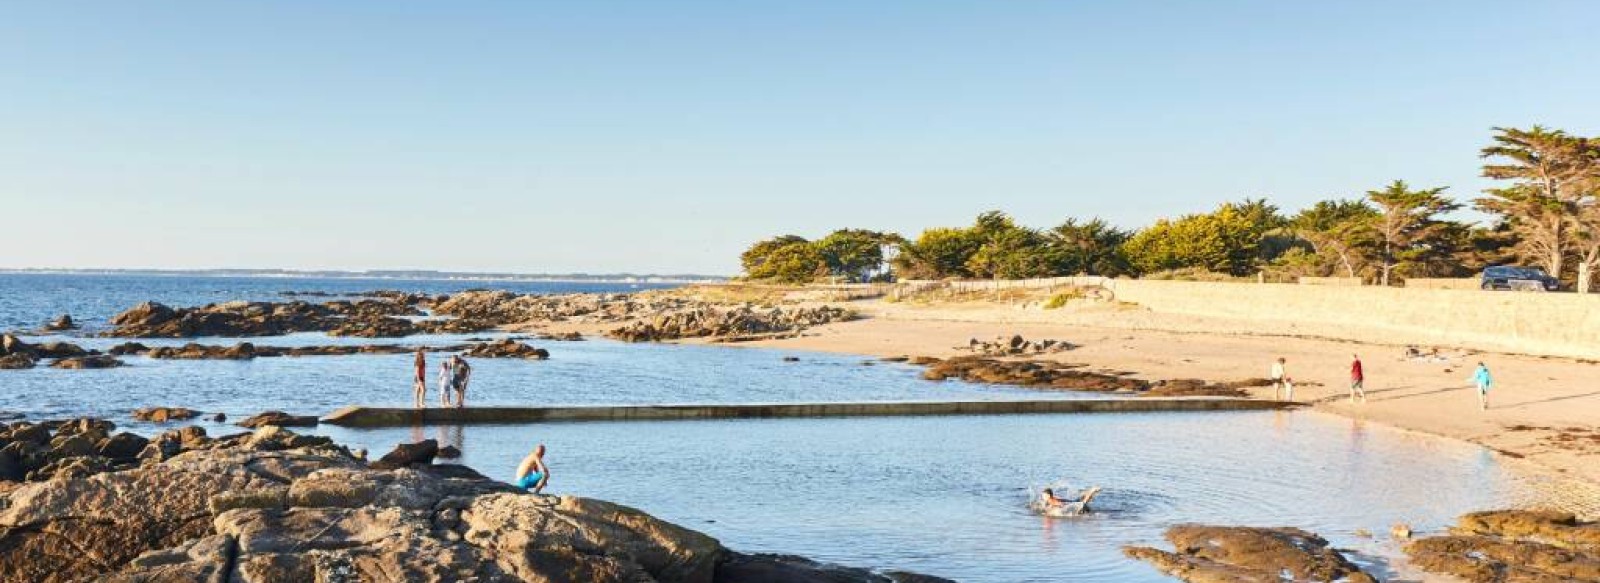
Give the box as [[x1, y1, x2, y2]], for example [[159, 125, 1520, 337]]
[[515, 444, 550, 494]]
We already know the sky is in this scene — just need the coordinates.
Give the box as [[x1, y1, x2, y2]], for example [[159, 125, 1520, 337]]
[[2, 1, 1596, 275]]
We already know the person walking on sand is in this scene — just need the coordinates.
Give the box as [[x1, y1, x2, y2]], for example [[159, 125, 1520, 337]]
[[1270, 357, 1288, 400], [451, 355, 473, 408], [438, 357, 456, 407], [515, 444, 550, 494], [412, 348, 428, 409], [1470, 362, 1493, 411], [1349, 354, 1367, 404]]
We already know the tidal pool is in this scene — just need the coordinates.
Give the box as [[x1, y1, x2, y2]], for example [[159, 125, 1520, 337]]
[[322, 410, 1569, 582]]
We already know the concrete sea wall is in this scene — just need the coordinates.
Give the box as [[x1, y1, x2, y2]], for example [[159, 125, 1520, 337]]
[[1107, 280, 1600, 359]]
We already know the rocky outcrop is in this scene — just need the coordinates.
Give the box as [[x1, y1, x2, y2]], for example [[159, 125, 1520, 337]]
[[0, 422, 948, 583], [124, 341, 470, 360], [920, 357, 1150, 392], [1124, 524, 1376, 583], [2, 334, 97, 362], [328, 316, 420, 338], [106, 295, 434, 338], [1404, 510, 1600, 582], [107, 300, 337, 337], [236, 411, 319, 429], [463, 339, 550, 360], [432, 290, 683, 326], [609, 305, 855, 343], [417, 317, 500, 335], [50, 355, 124, 369], [963, 335, 1075, 356], [0, 418, 149, 483]]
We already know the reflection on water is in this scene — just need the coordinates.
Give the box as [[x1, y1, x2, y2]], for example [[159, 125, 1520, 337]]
[[321, 410, 1586, 583]]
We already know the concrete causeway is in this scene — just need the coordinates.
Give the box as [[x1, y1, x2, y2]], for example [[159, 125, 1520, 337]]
[[322, 398, 1299, 427]]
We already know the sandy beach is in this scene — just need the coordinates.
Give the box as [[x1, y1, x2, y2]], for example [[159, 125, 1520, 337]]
[[641, 296, 1600, 491]]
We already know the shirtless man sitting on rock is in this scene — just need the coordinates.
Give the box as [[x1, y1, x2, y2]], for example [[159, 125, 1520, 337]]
[[515, 444, 550, 494]]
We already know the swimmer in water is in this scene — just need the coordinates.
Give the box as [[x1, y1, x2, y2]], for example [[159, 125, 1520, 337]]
[[1039, 486, 1102, 516]]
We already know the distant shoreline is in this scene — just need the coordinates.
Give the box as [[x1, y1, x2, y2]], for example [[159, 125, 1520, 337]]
[[0, 269, 726, 284]]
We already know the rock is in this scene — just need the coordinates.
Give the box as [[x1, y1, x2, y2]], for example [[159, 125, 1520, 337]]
[[782, 356, 801, 362], [1140, 379, 1255, 398], [244, 426, 334, 451], [964, 335, 1077, 356], [1405, 510, 1600, 582], [1391, 522, 1412, 540], [107, 342, 150, 356], [462, 339, 550, 360], [1124, 524, 1376, 583], [43, 314, 77, 331], [132, 407, 200, 423], [609, 305, 855, 343], [370, 439, 439, 469], [236, 411, 319, 429], [96, 432, 151, 461], [32, 341, 95, 359], [50, 355, 124, 369], [328, 316, 419, 338], [919, 356, 1150, 392], [457, 493, 724, 582], [210, 412, 227, 423], [536, 331, 585, 341], [0, 353, 34, 370], [1, 334, 31, 356]]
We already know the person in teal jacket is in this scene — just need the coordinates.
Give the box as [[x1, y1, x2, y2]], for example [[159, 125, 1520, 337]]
[[1470, 362, 1492, 411]]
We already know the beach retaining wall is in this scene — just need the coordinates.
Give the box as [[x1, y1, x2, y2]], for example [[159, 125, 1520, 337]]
[[322, 398, 1295, 427], [1106, 280, 1600, 359]]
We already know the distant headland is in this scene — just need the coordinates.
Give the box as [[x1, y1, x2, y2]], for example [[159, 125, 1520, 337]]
[[0, 268, 727, 284]]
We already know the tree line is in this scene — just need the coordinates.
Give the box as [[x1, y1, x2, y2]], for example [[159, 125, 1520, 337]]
[[739, 127, 1600, 292]]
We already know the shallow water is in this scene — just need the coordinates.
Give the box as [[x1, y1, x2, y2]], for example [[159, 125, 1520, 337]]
[[321, 411, 1562, 582], [0, 337, 1084, 423]]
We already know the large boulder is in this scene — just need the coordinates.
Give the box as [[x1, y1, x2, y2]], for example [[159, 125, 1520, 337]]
[[369, 439, 440, 470], [457, 493, 725, 583], [236, 411, 319, 429], [1124, 524, 1376, 583], [463, 339, 551, 360]]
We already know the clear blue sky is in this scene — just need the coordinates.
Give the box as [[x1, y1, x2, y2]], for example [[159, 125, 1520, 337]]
[[2, 1, 1595, 275]]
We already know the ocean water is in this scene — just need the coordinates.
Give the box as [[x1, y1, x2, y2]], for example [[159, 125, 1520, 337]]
[[0, 273, 1575, 582], [0, 273, 679, 332]]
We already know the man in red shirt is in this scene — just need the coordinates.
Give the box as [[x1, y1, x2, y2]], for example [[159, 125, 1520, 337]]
[[1349, 354, 1366, 404]]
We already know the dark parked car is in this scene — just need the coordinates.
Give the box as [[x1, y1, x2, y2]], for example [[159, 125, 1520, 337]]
[[1480, 265, 1560, 291]]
